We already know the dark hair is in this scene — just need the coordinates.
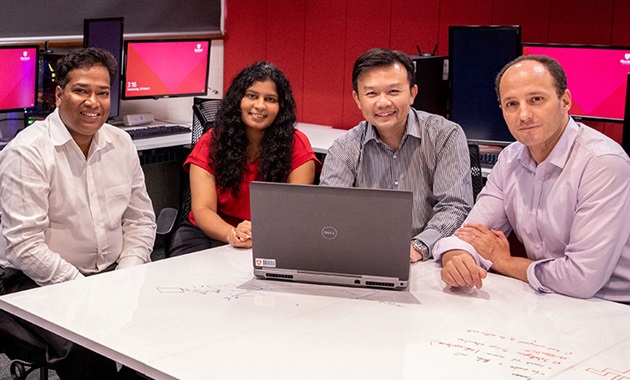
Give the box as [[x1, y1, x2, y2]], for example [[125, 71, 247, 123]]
[[495, 54, 567, 100], [352, 48, 415, 92], [56, 47, 117, 88], [210, 61, 297, 196]]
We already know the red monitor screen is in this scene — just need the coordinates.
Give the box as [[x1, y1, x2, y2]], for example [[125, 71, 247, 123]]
[[122, 39, 210, 100], [0, 45, 38, 112], [523, 44, 630, 121]]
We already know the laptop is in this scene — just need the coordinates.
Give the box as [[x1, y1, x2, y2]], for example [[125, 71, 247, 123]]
[[250, 182, 413, 290]]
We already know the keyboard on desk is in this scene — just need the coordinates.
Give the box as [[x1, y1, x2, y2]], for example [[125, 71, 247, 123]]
[[124, 124, 191, 140]]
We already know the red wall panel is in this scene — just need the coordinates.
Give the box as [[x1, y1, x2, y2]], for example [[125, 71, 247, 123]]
[[224, 0, 268, 89], [390, 0, 440, 56], [491, 1, 551, 43], [548, 0, 614, 44], [341, 0, 392, 129], [604, 122, 624, 144], [224, 0, 625, 142], [612, 0, 630, 46], [302, 0, 347, 127], [266, 1, 307, 119]]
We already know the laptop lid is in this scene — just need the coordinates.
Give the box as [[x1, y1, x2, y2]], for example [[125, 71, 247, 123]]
[[250, 182, 412, 289]]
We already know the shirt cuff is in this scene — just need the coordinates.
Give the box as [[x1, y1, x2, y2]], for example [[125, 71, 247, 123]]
[[432, 236, 493, 270], [527, 259, 554, 293], [412, 228, 442, 252], [116, 255, 145, 270]]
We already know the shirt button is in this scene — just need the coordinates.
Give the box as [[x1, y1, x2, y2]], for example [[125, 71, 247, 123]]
[[535, 243, 541, 249], [394, 181, 399, 186], [393, 154, 397, 159]]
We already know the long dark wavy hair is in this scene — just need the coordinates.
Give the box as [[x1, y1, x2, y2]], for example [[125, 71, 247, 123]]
[[210, 62, 297, 196]]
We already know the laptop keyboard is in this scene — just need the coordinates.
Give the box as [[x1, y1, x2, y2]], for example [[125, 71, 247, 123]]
[[125, 124, 191, 140]]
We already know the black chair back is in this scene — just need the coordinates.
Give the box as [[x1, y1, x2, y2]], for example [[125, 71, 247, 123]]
[[468, 143, 484, 202], [166, 98, 222, 256], [192, 97, 221, 146]]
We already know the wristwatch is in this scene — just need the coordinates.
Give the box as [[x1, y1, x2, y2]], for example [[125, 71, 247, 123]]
[[412, 240, 430, 261]]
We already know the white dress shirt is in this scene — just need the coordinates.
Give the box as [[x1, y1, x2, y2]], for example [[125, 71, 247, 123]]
[[434, 119, 630, 302], [0, 109, 156, 286]]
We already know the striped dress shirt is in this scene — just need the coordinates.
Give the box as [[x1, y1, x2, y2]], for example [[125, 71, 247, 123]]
[[320, 108, 473, 253]]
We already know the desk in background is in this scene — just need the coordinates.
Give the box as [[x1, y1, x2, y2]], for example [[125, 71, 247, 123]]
[[129, 122, 344, 215], [296, 122, 347, 154], [1, 245, 628, 380], [133, 122, 344, 214], [131, 130, 192, 152]]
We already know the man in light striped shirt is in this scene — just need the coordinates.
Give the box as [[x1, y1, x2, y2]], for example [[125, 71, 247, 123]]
[[320, 48, 473, 263]]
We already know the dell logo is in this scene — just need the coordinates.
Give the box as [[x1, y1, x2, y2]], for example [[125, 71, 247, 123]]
[[321, 226, 338, 240]]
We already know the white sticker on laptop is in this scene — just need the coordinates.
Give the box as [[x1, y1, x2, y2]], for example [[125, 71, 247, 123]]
[[255, 258, 276, 267]]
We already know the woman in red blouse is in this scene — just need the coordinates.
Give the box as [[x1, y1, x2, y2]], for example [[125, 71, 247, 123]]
[[170, 62, 319, 256]]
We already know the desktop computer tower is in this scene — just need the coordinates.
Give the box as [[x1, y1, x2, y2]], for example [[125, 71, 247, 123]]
[[409, 55, 449, 118]]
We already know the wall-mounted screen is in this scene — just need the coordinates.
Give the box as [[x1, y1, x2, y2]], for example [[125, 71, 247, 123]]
[[84, 17, 124, 120], [122, 39, 210, 100], [0, 45, 39, 112], [523, 43, 630, 122], [449, 26, 522, 145]]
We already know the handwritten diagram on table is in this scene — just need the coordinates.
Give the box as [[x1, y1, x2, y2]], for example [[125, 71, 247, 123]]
[[587, 368, 630, 380], [428, 328, 573, 379], [155, 277, 420, 306]]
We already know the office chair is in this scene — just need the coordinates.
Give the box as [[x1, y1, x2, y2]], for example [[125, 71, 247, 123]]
[[0, 293, 51, 380], [192, 97, 221, 144], [468, 143, 484, 203], [9, 359, 49, 380], [161, 97, 222, 258]]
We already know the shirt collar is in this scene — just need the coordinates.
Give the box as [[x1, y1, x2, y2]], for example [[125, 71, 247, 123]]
[[516, 117, 579, 170], [49, 108, 74, 147], [48, 108, 109, 153], [361, 108, 421, 146], [546, 117, 579, 170]]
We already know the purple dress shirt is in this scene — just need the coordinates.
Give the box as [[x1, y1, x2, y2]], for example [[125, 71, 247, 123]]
[[434, 119, 630, 302]]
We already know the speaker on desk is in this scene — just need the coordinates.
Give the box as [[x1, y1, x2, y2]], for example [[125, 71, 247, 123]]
[[409, 55, 449, 118], [622, 73, 630, 156]]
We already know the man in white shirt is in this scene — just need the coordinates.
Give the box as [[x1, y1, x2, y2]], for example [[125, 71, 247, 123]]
[[433, 55, 630, 303], [0, 48, 155, 379]]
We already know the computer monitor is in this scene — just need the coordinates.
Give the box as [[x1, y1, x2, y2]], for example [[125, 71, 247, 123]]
[[449, 26, 522, 145], [122, 39, 210, 100], [83, 17, 124, 120], [522, 43, 630, 122], [0, 45, 39, 112]]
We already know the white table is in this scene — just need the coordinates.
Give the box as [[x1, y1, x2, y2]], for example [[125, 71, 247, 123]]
[[131, 132, 192, 151], [296, 122, 347, 154], [128, 122, 345, 154], [1, 246, 629, 380]]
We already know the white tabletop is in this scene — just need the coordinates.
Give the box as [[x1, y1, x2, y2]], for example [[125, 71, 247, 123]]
[[128, 122, 345, 154], [296, 122, 347, 154], [131, 132, 192, 151], [1, 246, 629, 380]]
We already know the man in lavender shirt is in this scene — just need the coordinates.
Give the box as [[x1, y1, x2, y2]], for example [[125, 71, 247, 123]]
[[433, 55, 630, 303]]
